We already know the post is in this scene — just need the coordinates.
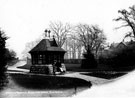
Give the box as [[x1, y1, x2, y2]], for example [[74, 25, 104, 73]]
[[74, 84, 77, 95]]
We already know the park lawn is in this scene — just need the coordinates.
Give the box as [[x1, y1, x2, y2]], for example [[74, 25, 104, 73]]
[[81, 71, 126, 79], [9, 73, 91, 89]]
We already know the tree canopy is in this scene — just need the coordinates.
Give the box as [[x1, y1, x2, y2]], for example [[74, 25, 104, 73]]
[[74, 24, 106, 57]]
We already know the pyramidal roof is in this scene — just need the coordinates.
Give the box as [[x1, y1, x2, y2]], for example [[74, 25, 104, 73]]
[[29, 38, 65, 53]]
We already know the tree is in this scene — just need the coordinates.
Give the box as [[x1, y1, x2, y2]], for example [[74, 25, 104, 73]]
[[49, 21, 72, 47], [0, 29, 8, 88], [75, 24, 106, 58], [5, 49, 17, 63], [22, 38, 41, 59], [114, 5, 135, 39], [9, 50, 16, 59]]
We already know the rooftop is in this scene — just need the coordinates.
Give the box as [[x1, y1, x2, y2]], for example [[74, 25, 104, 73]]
[[29, 38, 65, 53]]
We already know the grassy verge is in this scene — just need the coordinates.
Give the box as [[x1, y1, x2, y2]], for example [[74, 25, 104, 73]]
[[81, 71, 126, 79]]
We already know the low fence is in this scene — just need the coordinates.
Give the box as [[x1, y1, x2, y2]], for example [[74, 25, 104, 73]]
[[64, 59, 82, 64]]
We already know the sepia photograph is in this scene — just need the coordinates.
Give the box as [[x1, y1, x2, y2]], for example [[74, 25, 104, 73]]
[[0, 0, 135, 98]]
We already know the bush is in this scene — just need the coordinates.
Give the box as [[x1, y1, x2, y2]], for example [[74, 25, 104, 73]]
[[5, 49, 17, 66], [114, 44, 135, 67], [98, 43, 135, 70], [0, 30, 8, 89], [81, 50, 97, 69]]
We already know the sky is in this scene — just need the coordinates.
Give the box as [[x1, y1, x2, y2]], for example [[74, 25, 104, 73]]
[[0, 0, 134, 58]]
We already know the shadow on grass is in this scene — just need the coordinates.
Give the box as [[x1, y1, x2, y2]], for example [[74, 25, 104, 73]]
[[10, 73, 92, 90], [81, 71, 127, 79]]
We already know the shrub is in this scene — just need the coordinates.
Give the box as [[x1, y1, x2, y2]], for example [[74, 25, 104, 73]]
[[81, 50, 97, 69], [98, 43, 135, 70], [0, 30, 8, 89]]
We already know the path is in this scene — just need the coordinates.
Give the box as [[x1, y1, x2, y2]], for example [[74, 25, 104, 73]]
[[7, 60, 29, 73]]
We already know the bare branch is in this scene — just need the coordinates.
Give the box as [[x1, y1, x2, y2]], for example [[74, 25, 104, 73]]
[[49, 21, 72, 47], [114, 5, 135, 37], [114, 24, 129, 30]]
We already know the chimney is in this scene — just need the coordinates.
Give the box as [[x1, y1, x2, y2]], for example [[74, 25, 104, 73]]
[[48, 30, 51, 38], [44, 29, 51, 39]]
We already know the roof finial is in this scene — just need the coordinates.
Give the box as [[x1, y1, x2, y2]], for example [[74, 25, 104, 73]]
[[44, 29, 51, 39], [48, 30, 51, 38]]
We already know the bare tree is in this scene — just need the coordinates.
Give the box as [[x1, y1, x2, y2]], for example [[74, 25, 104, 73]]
[[49, 21, 72, 47], [114, 5, 135, 39], [75, 24, 106, 58]]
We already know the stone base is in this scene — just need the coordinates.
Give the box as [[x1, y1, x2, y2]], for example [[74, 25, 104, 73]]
[[30, 64, 66, 75]]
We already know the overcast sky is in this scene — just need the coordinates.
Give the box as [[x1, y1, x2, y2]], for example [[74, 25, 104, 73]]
[[0, 0, 134, 58]]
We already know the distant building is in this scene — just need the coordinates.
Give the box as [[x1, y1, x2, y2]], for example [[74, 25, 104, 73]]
[[98, 42, 128, 57], [110, 42, 128, 50]]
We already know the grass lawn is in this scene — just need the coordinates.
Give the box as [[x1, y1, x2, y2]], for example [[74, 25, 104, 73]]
[[10, 73, 91, 89], [0, 73, 91, 97]]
